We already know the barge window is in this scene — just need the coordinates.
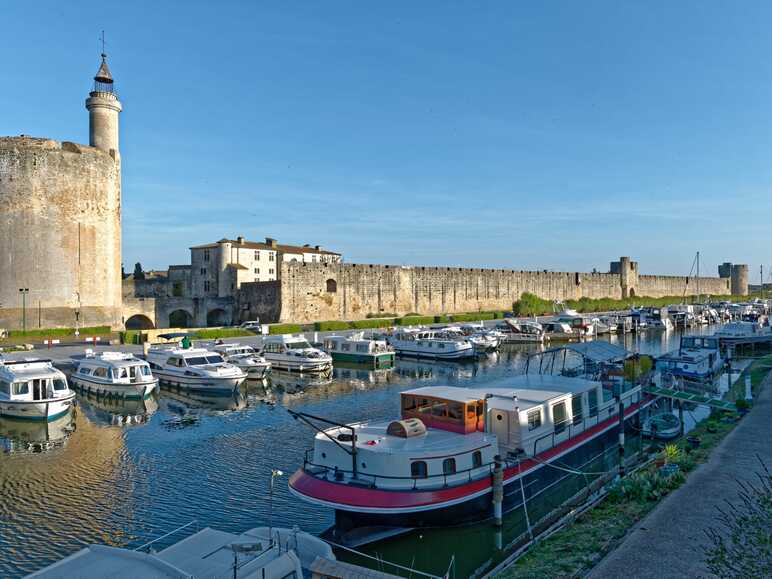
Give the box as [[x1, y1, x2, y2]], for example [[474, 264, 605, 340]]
[[411, 461, 428, 478], [342, 343, 351, 351], [0, 381, 9, 396], [527, 409, 542, 431], [356, 344, 369, 353], [431, 401, 447, 417], [572, 395, 583, 425], [553, 402, 568, 434], [448, 402, 463, 420], [79, 367, 91, 375], [12, 382, 29, 396], [588, 389, 598, 417], [402, 395, 417, 411], [93, 367, 108, 378], [466, 403, 476, 419], [443, 458, 456, 475], [472, 451, 482, 469], [53, 379, 68, 391]]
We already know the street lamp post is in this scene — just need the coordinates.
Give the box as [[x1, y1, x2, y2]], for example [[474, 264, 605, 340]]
[[18, 288, 29, 333], [268, 468, 284, 548]]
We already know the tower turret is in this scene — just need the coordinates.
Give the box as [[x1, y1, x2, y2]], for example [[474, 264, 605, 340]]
[[85, 53, 122, 154]]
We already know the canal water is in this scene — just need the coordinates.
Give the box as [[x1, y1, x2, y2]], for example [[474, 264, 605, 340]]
[[0, 326, 732, 577]]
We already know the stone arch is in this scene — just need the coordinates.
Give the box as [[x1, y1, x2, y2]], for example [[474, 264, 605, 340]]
[[125, 314, 155, 330], [326, 278, 337, 293], [169, 309, 193, 328], [207, 308, 229, 327]]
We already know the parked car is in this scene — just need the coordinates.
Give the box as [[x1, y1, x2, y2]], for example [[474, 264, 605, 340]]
[[239, 320, 262, 334]]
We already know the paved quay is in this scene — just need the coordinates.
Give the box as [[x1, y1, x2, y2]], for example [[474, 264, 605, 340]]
[[589, 372, 772, 579]]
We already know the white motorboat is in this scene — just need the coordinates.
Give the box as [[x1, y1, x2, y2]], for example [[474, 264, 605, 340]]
[[28, 524, 335, 579], [212, 343, 272, 379], [542, 321, 577, 341], [261, 334, 333, 372], [387, 328, 476, 360], [656, 336, 724, 384], [459, 324, 501, 352], [496, 319, 547, 343], [322, 333, 395, 368], [554, 310, 594, 336], [71, 351, 158, 400], [0, 358, 75, 421], [714, 321, 772, 344], [146, 345, 247, 394]]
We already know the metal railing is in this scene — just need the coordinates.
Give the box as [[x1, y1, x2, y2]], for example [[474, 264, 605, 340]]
[[133, 520, 199, 553], [303, 448, 499, 490]]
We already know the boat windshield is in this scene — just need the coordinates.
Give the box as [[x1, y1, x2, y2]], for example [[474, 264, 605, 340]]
[[186, 355, 224, 366], [53, 378, 68, 391], [286, 341, 311, 349]]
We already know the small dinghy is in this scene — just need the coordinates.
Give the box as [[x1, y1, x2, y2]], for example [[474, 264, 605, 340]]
[[642, 412, 682, 440]]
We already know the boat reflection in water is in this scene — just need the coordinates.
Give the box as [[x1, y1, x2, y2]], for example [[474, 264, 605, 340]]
[[0, 409, 76, 454], [268, 369, 334, 395], [77, 390, 159, 427]]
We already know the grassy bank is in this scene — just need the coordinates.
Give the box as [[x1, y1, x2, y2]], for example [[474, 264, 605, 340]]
[[2, 326, 112, 341], [512, 292, 757, 317], [497, 355, 772, 578]]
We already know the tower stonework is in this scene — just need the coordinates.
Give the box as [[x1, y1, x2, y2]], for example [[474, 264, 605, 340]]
[[0, 54, 123, 330]]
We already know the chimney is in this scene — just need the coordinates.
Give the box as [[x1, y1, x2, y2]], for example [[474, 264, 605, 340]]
[[236, 236, 245, 244], [315, 245, 321, 251], [265, 237, 277, 248]]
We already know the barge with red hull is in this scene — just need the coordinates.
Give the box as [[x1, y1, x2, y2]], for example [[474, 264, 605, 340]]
[[289, 373, 648, 535]]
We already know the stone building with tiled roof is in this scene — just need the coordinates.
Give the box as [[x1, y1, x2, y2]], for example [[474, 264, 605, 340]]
[[190, 236, 341, 301]]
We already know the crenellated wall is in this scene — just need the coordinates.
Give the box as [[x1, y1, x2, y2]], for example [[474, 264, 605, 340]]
[[274, 260, 736, 324]]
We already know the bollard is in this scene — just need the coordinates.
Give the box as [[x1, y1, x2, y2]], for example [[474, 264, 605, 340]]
[[492, 455, 504, 527], [745, 375, 752, 401]]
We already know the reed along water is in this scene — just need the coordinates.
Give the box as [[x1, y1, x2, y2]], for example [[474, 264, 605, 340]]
[[0, 327, 736, 577]]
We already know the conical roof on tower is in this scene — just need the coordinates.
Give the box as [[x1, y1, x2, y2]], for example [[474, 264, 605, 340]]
[[94, 53, 113, 84]]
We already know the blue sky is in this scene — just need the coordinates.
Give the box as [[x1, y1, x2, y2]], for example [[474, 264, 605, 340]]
[[2, 1, 771, 279]]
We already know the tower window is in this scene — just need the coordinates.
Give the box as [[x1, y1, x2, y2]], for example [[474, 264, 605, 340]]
[[203, 249, 210, 262], [204, 281, 210, 292], [200, 268, 206, 275]]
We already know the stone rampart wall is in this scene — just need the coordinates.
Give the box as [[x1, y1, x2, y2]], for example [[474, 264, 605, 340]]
[[276, 262, 735, 324]]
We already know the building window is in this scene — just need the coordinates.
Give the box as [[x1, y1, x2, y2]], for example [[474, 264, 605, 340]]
[[472, 450, 482, 469], [204, 281, 210, 292], [200, 268, 206, 275], [269, 268, 274, 275], [269, 252, 275, 261], [254, 268, 259, 274], [203, 249, 210, 262], [326, 279, 337, 293], [527, 409, 542, 431], [172, 282, 183, 297], [411, 461, 427, 479], [254, 251, 259, 260], [443, 458, 456, 475]]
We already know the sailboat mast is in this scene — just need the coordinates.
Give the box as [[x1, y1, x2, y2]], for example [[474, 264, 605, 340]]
[[696, 251, 700, 302]]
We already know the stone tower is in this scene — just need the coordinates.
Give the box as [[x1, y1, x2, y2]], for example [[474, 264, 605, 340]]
[[85, 54, 122, 155], [0, 53, 124, 330]]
